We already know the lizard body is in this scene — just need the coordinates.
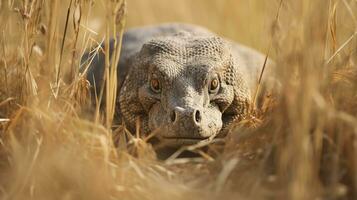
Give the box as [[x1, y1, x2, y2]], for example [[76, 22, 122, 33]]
[[82, 23, 272, 146]]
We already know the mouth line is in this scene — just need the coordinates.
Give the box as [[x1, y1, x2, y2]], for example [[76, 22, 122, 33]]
[[162, 136, 209, 140]]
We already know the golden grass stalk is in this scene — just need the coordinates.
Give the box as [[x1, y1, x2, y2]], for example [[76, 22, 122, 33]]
[[104, 0, 126, 129], [251, 0, 284, 112], [56, 0, 73, 89], [0, 0, 356, 199]]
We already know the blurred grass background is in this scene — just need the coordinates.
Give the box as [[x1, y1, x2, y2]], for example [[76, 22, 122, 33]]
[[120, 0, 273, 51], [1, 0, 357, 200]]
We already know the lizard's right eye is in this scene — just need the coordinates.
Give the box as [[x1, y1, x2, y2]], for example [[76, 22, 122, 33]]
[[150, 78, 161, 93], [208, 77, 220, 94]]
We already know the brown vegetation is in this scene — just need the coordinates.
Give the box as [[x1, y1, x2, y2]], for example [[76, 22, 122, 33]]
[[0, 0, 357, 199]]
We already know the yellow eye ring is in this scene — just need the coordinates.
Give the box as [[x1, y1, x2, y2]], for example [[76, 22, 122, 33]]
[[150, 78, 161, 93]]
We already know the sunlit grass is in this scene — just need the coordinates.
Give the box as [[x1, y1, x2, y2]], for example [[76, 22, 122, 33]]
[[1, 0, 357, 199]]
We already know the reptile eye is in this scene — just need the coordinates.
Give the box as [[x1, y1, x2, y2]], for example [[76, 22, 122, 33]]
[[209, 78, 220, 93], [150, 78, 161, 93]]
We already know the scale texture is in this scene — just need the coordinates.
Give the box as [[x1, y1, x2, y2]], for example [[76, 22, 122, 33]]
[[82, 23, 272, 145]]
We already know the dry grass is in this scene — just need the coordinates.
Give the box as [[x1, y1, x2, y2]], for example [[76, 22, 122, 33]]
[[1, 0, 357, 199]]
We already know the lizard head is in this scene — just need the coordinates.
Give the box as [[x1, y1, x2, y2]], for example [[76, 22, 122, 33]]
[[119, 33, 251, 146]]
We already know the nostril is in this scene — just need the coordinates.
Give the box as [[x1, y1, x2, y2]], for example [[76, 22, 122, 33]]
[[170, 110, 177, 123], [194, 110, 201, 123]]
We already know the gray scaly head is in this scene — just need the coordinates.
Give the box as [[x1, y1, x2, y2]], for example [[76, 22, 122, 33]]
[[119, 31, 251, 145]]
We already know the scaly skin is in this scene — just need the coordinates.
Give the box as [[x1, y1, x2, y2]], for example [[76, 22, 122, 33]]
[[82, 23, 270, 146]]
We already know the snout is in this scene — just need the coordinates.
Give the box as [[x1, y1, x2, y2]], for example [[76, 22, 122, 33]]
[[170, 106, 202, 127], [161, 106, 221, 141]]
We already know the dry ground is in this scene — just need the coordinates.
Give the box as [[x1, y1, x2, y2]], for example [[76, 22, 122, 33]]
[[1, 0, 357, 199]]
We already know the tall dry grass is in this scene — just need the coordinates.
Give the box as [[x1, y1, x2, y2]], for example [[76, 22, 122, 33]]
[[0, 0, 357, 199]]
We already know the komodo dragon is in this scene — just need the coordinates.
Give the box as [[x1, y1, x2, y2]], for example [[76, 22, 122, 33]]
[[82, 23, 273, 146]]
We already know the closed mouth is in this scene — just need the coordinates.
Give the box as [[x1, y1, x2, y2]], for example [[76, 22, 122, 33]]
[[160, 136, 210, 145], [162, 136, 209, 140]]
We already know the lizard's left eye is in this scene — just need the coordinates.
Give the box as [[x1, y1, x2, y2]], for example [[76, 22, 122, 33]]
[[209, 77, 220, 94], [150, 78, 161, 93]]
